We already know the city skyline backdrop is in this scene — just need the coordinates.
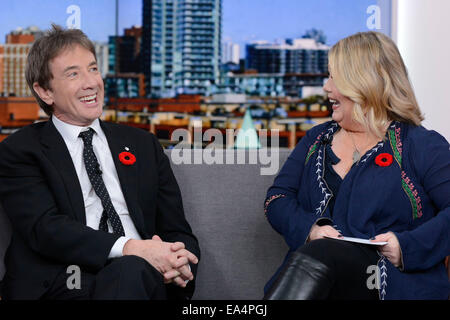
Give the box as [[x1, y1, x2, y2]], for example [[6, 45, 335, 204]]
[[1, 0, 380, 56]]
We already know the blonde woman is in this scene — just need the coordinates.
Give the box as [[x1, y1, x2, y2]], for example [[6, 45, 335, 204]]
[[263, 32, 449, 300]]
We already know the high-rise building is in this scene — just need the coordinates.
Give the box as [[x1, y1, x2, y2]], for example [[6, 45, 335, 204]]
[[106, 26, 143, 98], [221, 72, 326, 97], [142, 0, 222, 97], [5, 26, 43, 44], [2, 43, 33, 97], [246, 38, 329, 74], [0, 46, 4, 96], [108, 27, 142, 74], [105, 73, 145, 98], [142, 0, 152, 96], [1, 27, 42, 97], [93, 42, 109, 78], [222, 39, 240, 64], [125, 26, 143, 71]]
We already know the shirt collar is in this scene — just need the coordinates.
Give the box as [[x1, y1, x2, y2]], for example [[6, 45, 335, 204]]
[[52, 115, 103, 145]]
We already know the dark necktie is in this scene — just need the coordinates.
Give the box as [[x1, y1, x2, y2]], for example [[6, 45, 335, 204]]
[[79, 128, 125, 236]]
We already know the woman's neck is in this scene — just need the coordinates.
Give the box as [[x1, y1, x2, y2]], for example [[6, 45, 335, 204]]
[[338, 119, 390, 142]]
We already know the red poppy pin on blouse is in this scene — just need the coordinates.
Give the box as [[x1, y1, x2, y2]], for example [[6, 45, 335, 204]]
[[375, 153, 393, 167], [119, 147, 136, 166]]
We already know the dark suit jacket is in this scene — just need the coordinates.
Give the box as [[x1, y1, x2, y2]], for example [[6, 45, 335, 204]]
[[0, 119, 200, 299]]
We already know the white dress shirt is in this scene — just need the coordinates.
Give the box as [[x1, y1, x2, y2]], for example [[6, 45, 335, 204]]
[[52, 116, 142, 258]]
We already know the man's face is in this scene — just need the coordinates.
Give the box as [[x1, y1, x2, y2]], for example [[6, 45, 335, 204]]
[[41, 44, 104, 126]]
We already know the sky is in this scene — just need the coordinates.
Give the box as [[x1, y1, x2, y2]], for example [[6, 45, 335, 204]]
[[0, 0, 382, 53]]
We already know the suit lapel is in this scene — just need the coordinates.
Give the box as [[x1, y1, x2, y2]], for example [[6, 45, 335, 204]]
[[39, 120, 87, 224], [100, 121, 146, 237]]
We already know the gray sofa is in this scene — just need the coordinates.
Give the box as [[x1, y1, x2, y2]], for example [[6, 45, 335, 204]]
[[0, 149, 291, 300]]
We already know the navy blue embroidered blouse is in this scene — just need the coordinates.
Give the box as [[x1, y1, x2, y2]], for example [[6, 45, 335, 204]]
[[264, 120, 450, 300], [323, 142, 342, 218]]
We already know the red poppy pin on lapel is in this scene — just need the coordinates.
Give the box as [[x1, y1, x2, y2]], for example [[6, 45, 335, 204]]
[[375, 153, 393, 167], [119, 147, 136, 165]]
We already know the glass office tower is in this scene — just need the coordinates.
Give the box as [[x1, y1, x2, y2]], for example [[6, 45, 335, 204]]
[[143, 0, 221, 97], [246, 39, 329, 75]]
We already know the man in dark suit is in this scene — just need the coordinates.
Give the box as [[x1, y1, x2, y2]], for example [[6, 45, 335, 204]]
[[0, 25, 200, 300]]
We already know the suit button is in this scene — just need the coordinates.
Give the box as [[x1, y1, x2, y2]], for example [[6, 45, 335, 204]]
[[43, 280, 50, 288]]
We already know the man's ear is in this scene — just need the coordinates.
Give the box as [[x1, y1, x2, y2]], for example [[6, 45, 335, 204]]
[[33, 82, 54, 106]]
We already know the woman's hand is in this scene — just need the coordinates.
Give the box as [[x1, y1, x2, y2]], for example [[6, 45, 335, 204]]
[[308, 224, 342, 241], [372, 232, 403, 268]]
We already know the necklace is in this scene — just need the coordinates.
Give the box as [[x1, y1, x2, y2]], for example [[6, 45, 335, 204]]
[[345, 129, 367, 165]]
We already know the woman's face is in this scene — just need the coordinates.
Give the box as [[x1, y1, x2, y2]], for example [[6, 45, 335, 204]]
[[323, 74, 355, 128]]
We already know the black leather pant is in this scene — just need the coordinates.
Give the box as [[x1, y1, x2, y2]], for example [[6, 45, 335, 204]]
[[264, 238, 380, 300]]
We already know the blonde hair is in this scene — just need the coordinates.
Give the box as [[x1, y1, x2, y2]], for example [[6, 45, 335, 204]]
[[329, 31, 423, 139]]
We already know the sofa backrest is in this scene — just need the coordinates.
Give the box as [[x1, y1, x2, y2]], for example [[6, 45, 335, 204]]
[[167, 149, 290, 299], [0, 148, 290, 299]]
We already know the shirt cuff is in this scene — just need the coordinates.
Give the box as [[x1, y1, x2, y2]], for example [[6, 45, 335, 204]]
[[108, 236, 131, 259]]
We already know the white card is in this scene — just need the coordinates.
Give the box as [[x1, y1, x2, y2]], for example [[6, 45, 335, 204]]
[[325, 236, 388, 246]]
